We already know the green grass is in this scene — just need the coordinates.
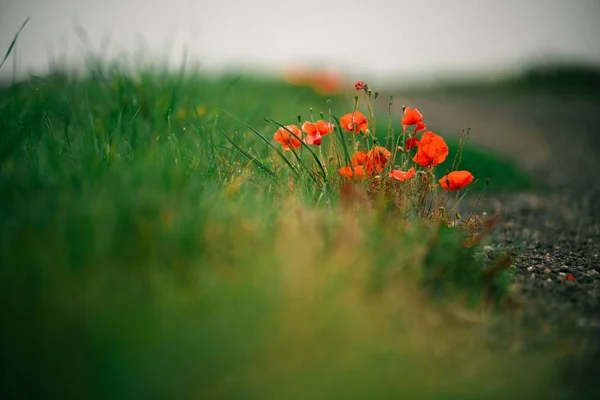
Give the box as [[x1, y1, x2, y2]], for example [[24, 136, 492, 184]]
[[0, 63, 570, 399]]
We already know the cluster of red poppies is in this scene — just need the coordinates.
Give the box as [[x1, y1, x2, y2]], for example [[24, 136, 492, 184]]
[[273, 99, 474, 192]]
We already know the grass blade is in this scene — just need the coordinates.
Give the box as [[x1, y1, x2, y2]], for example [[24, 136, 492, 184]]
[[220, 108, 300, 178], [220, 130, 279, 182], [0, 17, 30, 71], [451, 128, 470, 171], [332, 116, 352, 167]]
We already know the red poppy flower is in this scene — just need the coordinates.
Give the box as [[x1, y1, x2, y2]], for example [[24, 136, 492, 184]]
[[388, 167, 415, 182], [282, 66, 342, 95], [273, 125, 303, 150], [282, 66, 312, 86], [402, 107, 426, 133], [413, 131, 449, 167], [355, 80, 365, 91], [438, 170, 474, 191], [311, 71, 342, 95], [367, 146, 392, 172], [351, 151, 370, 167], [339, 165, 367, 179], [405, 137, 419, 151], [302, 120, 335, 146], [348, 151, 376, 175], [340, 111, 368, 134], [564, 273, 576, 282]]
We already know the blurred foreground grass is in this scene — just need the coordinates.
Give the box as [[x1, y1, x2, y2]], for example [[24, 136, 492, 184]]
[[0, 66, 567, 399]]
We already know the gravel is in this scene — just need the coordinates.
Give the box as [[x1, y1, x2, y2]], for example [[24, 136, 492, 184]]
[[462, 191, 600, 326]]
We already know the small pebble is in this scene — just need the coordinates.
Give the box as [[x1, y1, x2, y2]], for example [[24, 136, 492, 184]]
[[558, 272, 566, 278], [544, 268, 552, 275], [530, 273, 536, 279], [527, 266, 534, 272], [546, 278, 552, 283], [586, 270, 599, 277]]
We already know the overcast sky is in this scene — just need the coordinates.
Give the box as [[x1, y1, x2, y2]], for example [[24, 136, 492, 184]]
[[1, 0, 600, 83]]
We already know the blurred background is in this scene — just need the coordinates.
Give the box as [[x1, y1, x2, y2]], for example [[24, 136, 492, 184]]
[[2, 0, 600, 84]]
